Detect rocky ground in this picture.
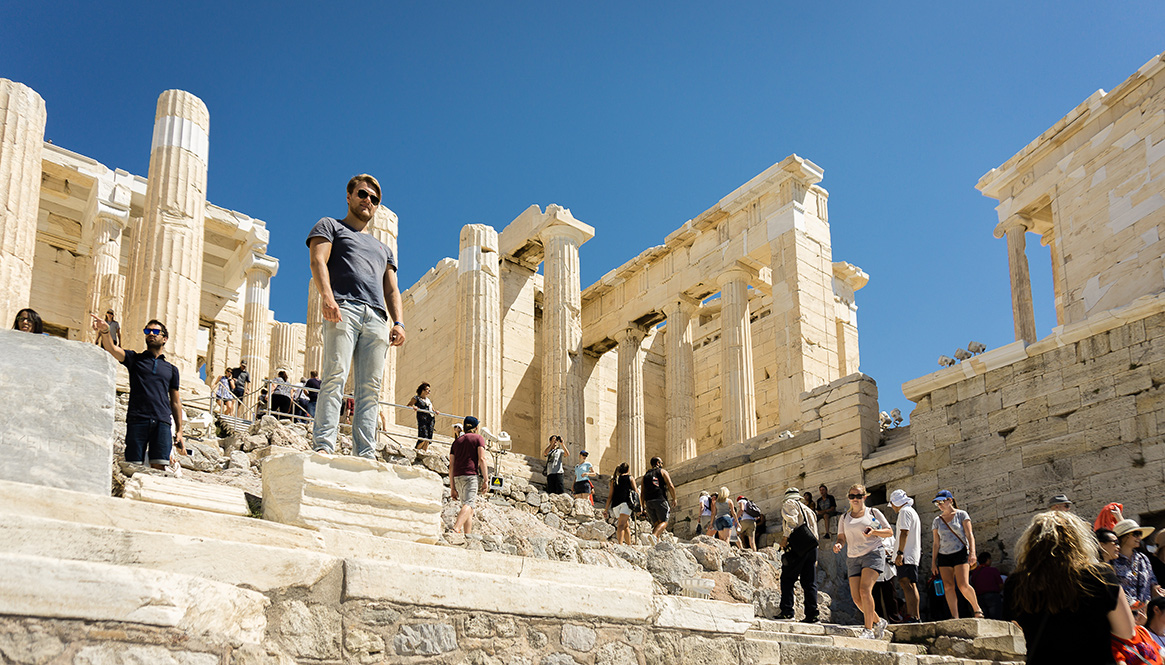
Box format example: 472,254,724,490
109,399,833,623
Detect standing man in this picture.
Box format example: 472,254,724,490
543,435,568,495
816,484,838,538
91,315,185,469
450,416,489,534
303,370,321,419
889,489,922,622
777,486,819,622
642,457,678,538
231,360,250,401
307,174,406,459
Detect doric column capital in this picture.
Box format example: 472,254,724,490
538,221,590,248
717,263,755,288
242,252,279,279
614,325,646,346
666,295,701,318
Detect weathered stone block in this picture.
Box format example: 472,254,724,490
124,474,250,516
0,552,267,644
262,452,443,543
0,330,116,495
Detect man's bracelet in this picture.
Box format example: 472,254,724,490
393,321,404,329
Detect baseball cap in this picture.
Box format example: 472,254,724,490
463,416,479,429
933,489,954,503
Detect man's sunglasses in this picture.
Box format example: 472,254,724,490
143,328,165,336
848,493,866,500
356,189,380,206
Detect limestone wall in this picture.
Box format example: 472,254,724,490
885,296,1165,567
670,373,879,534
396,259,459,417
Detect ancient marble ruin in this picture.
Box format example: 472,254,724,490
0,47,1162,665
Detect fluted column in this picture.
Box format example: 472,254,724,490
125,90,209,382
241,253,278,413
306,278,324,376
718,268,757,446
455,223,502,428
0,79,46,326
84,177,132,324
615,326,647,475
665,298,697,464
269,322,296,375
1003,216,1037,344
369,205,399,419
539,224,588,448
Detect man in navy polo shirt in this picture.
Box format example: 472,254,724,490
92,314,185,469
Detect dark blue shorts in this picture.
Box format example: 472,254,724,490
125,417,173,465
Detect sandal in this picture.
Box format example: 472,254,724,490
973,611,985,618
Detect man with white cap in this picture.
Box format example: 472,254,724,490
889,489,922,622
777,486,820,622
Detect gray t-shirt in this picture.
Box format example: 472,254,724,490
546,448,564,475
306,217,397,318
933,509,971,554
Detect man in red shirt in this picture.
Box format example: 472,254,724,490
450,416,490,534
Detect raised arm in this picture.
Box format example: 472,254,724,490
90,314,126,363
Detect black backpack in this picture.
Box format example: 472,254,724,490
743,499,763,518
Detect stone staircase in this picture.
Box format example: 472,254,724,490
215,413,252,436
743,618,1023,664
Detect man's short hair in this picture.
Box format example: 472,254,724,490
146,319,168,338
650,456,662,468
347,174,382,200
310,370,318,378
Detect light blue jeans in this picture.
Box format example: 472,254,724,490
312,301,388,458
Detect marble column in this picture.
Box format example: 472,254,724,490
125,90,209,382
369,204,399,420
539,223,588,449
305,278,324,376
84,177,132,324
269,322,296,375
615,326,647,476
718,268,757,446
0,79,46,326
1043,229,1066,326
664,298,697,464
241,253,278,414
1003,216,1037,344
455,223,502,429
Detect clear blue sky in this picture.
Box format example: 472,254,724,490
4,3,1163,417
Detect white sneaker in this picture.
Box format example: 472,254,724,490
858,628,875,639
873,618,888,639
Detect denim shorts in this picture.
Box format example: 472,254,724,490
847,548,887,577
454,475,479,506
124,417,173,465
714,515,734,531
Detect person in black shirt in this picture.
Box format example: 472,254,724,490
92,314,185,469
1005,510,1135,664
641,457,677,538
230,361,250,400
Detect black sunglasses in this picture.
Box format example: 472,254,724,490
848,493,866,500
356,189,380,206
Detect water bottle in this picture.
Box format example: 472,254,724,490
933,578,945,596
